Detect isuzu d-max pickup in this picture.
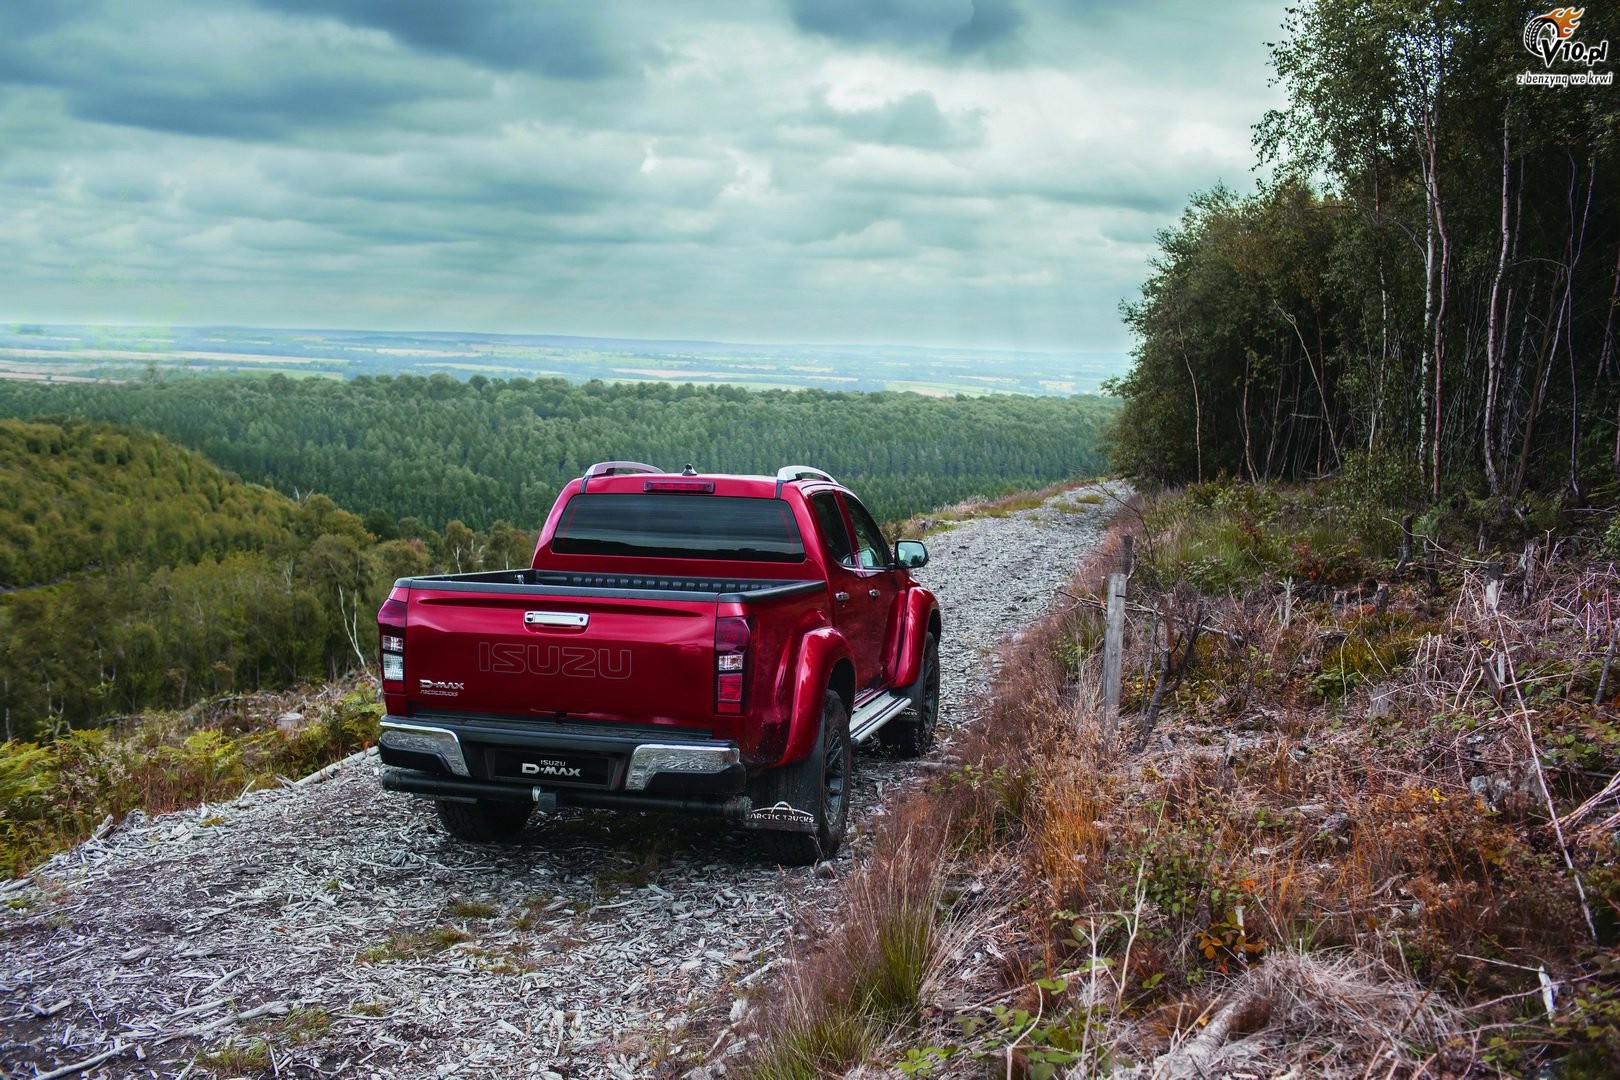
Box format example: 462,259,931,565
375,462,940,864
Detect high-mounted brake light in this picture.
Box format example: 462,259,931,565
379,596,408,687
715,616,751,714
645,479,715,493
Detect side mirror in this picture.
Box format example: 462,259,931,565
894,540,929,569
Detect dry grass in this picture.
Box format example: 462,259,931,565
742,482,1620,1078
739,825,951,1079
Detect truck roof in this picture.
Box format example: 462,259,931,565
573,462,843,499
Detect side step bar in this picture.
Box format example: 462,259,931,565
849,691,913,744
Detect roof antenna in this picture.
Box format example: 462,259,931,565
682,463,697,476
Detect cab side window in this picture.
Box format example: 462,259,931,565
810,492,856,567
844,497,891,570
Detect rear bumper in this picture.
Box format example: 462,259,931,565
381,767,757,819
377,716,744,795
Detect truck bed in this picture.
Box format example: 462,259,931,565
389,570,824,731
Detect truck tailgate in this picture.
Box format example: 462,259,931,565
405,589,716,727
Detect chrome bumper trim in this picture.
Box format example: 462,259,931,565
379,721,470,777
625,742,741,791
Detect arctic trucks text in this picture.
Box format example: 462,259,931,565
375,462,941,864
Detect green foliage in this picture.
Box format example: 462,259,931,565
0,419,298,589
1130,826,1217,925
744,1009,879,1080
946,760,1035,850
1139,479,1378,593
1603,515,1620,560
965,1000,1112,1080
900,985,1113,1080
1112,0,1620,499
1328,450,1425,557
358,925,472,963
194,1039,272,1075
446,898,498,919
0,420,534,738
0,374,1117,530
1315,627,1416,701
0,690,380,875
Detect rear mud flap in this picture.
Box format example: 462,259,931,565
741,800,818,833
742,750,823,833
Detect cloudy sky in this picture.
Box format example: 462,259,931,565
0,1,1287,353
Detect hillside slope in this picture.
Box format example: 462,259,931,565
0,420,406,737
0,419,297,590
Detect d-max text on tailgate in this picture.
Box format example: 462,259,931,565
375,462,941,864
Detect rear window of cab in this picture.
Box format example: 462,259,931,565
552,493,806,562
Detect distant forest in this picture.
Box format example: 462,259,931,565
0,375,1116,530
1110,0,1619,498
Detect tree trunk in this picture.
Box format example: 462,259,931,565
1420,190,1436,485
1512,280,1565,497
1241,352,1258,482
1426,109,1450,497
1174,313,1203,483
1566,155,1595,499
1597,240,1620,476
1484,107,1511,495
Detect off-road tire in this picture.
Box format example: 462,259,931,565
436,799,532,843
758,692,852,866
880,633,940,758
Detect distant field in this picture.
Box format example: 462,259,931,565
0,324,1126,396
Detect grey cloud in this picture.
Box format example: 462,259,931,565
822,148,1195,218
0,0,97,44
1045,181,1187,217
64,74,451,140
0,4,484,141
788,0,1024,55
949,0,1026,54
255,0,635,79
801,90,984,149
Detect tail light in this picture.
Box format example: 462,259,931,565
715,616,751,714
379,595,407,689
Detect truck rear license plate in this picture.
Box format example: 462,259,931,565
488,751,612,786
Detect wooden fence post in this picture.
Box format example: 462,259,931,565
1102,537,1130,737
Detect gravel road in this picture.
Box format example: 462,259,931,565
0,484,1121,1080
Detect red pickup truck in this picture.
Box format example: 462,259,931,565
375,462,940,864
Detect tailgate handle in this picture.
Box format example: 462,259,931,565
525,611,589,628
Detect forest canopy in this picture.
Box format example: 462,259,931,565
1108,0,1619,496
0,375,1116,530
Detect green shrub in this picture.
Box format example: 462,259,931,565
1601,514,1620,559
0,685,381,876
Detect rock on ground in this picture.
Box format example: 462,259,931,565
0,483,1122,1079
